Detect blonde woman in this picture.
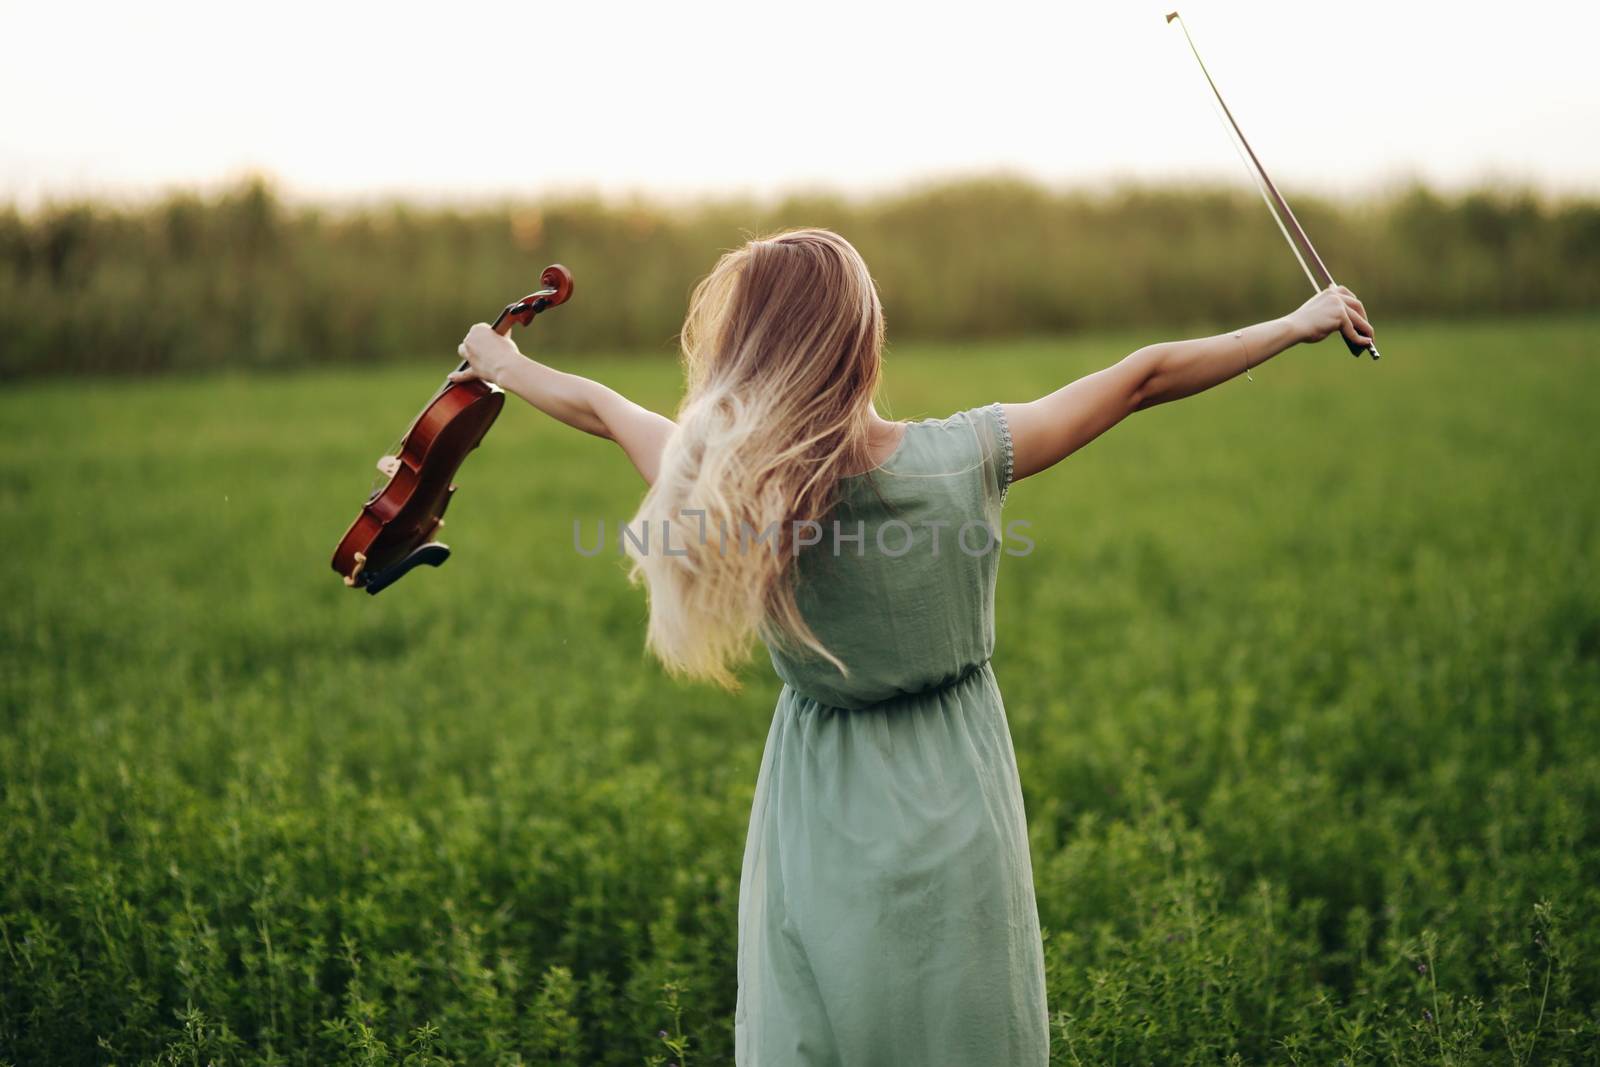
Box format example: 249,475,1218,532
452,229,1374,1065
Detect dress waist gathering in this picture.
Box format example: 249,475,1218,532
777,658,993,713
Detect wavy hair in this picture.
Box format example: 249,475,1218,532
626,228,886,688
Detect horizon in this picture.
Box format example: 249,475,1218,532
5,166,1589,217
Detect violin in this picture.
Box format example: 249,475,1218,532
332,264,575,595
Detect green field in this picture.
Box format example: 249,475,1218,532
3,317,1598,1065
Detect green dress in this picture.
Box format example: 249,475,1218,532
736,403,1048,1066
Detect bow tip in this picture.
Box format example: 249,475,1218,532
1165,11,1180,23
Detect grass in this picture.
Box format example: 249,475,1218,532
2,316,1598,1064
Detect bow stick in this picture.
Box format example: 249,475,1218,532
1166,11,1379,360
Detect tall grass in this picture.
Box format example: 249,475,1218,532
2,318,1597,1064
2,177,1596,377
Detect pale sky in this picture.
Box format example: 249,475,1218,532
4,0,1597,206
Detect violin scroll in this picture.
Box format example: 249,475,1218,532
492,264,575,336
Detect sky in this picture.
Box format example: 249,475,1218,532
4,0,1597,207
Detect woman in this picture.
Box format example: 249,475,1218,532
452,229,1374,1066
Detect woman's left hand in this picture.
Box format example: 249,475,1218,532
449,323,521,385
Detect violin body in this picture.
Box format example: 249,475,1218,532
332,264,574,595
331,380,504,595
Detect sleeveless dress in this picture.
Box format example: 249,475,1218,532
735,403,1049,1066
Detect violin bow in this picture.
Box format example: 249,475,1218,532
1166,11,1379,360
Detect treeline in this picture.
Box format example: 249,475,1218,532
2,176,1596,377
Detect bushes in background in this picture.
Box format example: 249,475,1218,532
1,175,1597,377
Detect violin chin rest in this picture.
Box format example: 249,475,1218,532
364,542,451,596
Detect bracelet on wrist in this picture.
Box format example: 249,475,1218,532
1232,330,1254,383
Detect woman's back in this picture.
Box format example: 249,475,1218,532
766,403,1014,710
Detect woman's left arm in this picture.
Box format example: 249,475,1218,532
452,323,676,486
1005,286,1373,482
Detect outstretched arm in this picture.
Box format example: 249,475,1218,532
1004,286,1374,482
451,323,675,486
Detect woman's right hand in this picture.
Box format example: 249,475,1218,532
1289,286,1375,349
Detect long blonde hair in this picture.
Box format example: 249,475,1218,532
626,228,886,688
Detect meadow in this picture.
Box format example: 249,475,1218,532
2,316,1598,1065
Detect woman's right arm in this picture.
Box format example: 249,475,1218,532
451,323,676,486
1003,286,1373,483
